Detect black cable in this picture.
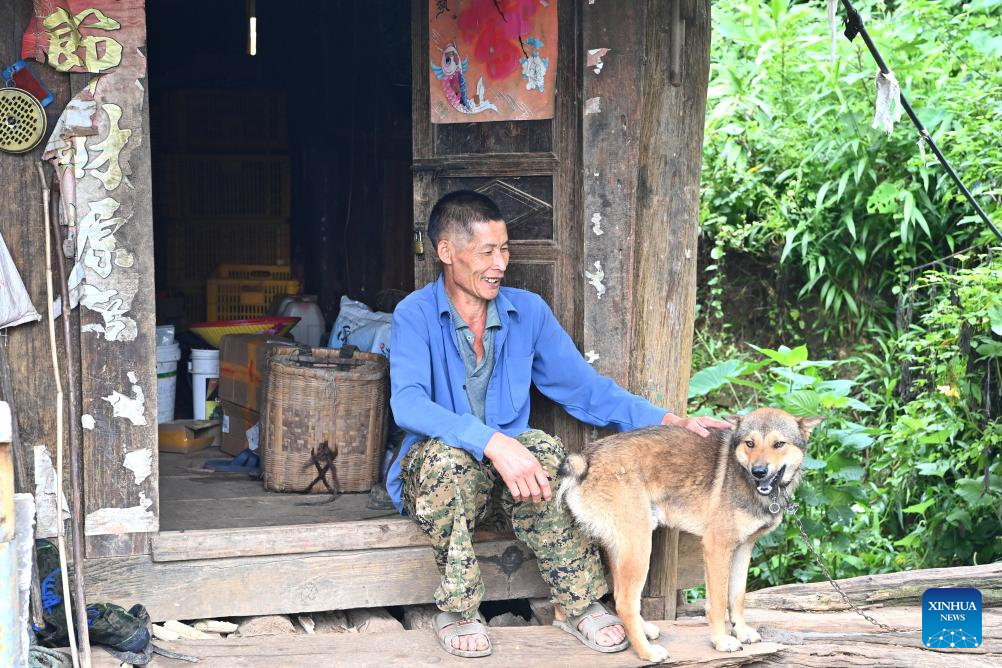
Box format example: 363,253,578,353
839,0,1002,241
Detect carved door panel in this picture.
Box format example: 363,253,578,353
410,0,582,451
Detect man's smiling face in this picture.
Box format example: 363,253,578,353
440,219,509,304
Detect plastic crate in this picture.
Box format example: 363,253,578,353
162,219,290,285
207,264,300,321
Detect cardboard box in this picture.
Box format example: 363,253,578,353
221,400,260,456
158,419,221,454
219,334,294,412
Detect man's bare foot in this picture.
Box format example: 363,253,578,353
588,619,626,647
452,631,490,653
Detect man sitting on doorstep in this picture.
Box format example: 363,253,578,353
388,190,729,658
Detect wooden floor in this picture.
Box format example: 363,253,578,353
85,607,1002,667
158,448,396,531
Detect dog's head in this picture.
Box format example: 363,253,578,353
724,408,822,496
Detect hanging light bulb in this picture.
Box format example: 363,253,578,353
247,0,257,56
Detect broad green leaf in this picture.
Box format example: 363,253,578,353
954,479,991,507
688,359,745,399
902,497,935,514
816,379,854,397
771,367,817,389
916,461,950,477
800,455,827,470
782,390,823,416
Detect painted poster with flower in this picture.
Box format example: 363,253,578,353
429,0,557,124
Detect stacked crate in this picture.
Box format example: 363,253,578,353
156,90,291,324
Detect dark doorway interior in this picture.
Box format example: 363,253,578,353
147,0,414,336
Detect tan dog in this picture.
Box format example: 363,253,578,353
557,408,822,662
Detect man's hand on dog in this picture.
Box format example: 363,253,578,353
484,433,552,503
662,413,733,438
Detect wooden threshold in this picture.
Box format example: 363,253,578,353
87,539,548,622
152,517,428,562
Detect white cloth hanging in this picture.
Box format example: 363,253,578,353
872,69,903,135
0,231,41,329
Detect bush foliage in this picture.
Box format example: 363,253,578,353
693,0,1002,590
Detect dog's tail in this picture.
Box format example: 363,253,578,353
555,453,588,506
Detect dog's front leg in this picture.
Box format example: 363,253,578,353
728,540,761,644
702,532,741,652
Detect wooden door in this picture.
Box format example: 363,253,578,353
410,0,582,451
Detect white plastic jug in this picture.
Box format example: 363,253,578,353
278,295,325,347
155,342,181,423
189,349,221,420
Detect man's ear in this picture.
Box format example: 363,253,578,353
437,238,453,265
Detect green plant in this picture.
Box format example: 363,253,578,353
701,0,1002,343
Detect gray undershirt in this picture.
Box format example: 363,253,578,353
447,298,501,423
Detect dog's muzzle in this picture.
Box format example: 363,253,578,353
756,464,787,496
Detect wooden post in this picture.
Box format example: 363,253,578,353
633,0,712,620
1,401,21,666
580,0,647,391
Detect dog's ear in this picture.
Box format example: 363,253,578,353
723,415,742,430
798,416,824,441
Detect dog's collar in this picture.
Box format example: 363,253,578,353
767,478,795,514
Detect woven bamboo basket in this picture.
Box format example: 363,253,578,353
262,345,389,493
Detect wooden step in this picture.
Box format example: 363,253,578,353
88,619,784,667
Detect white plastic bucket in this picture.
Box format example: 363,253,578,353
279,295,325,347
188,349,221,421
156,343,181,423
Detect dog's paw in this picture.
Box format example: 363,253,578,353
639,643,670,663
733,624,761,644
713,635,743,652
644,621,661,640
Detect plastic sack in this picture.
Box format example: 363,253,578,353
328,295,392,358
0,231,40,329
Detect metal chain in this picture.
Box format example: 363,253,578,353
779,487,897,632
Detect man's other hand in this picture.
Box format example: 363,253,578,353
661,413,733,438
483,433,552,504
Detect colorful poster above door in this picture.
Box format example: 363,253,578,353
429,0,557,124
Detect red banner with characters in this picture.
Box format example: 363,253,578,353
22,0,145,76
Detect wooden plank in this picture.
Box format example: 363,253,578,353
152,518,428,562
85,539,550,623
580,0,646,391
745,562,1002,611
412,153,559,177
64,11,160,557
634,0,713,619
86,620,782,668
0,0,75,512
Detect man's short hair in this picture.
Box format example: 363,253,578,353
427,190,504,248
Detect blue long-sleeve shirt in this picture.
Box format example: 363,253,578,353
387,275,669,512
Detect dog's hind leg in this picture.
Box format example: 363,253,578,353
611,526,669,663
728,540,761,644
702,531,741,652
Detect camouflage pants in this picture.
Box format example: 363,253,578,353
400,430,607,617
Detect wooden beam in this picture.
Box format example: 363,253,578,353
580,0,646,391
86,539,550,623
69,12,160,558
412,153,559,177
0,0,75,525
633,0,712,620
745,562,1002,611
151,517,429,562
